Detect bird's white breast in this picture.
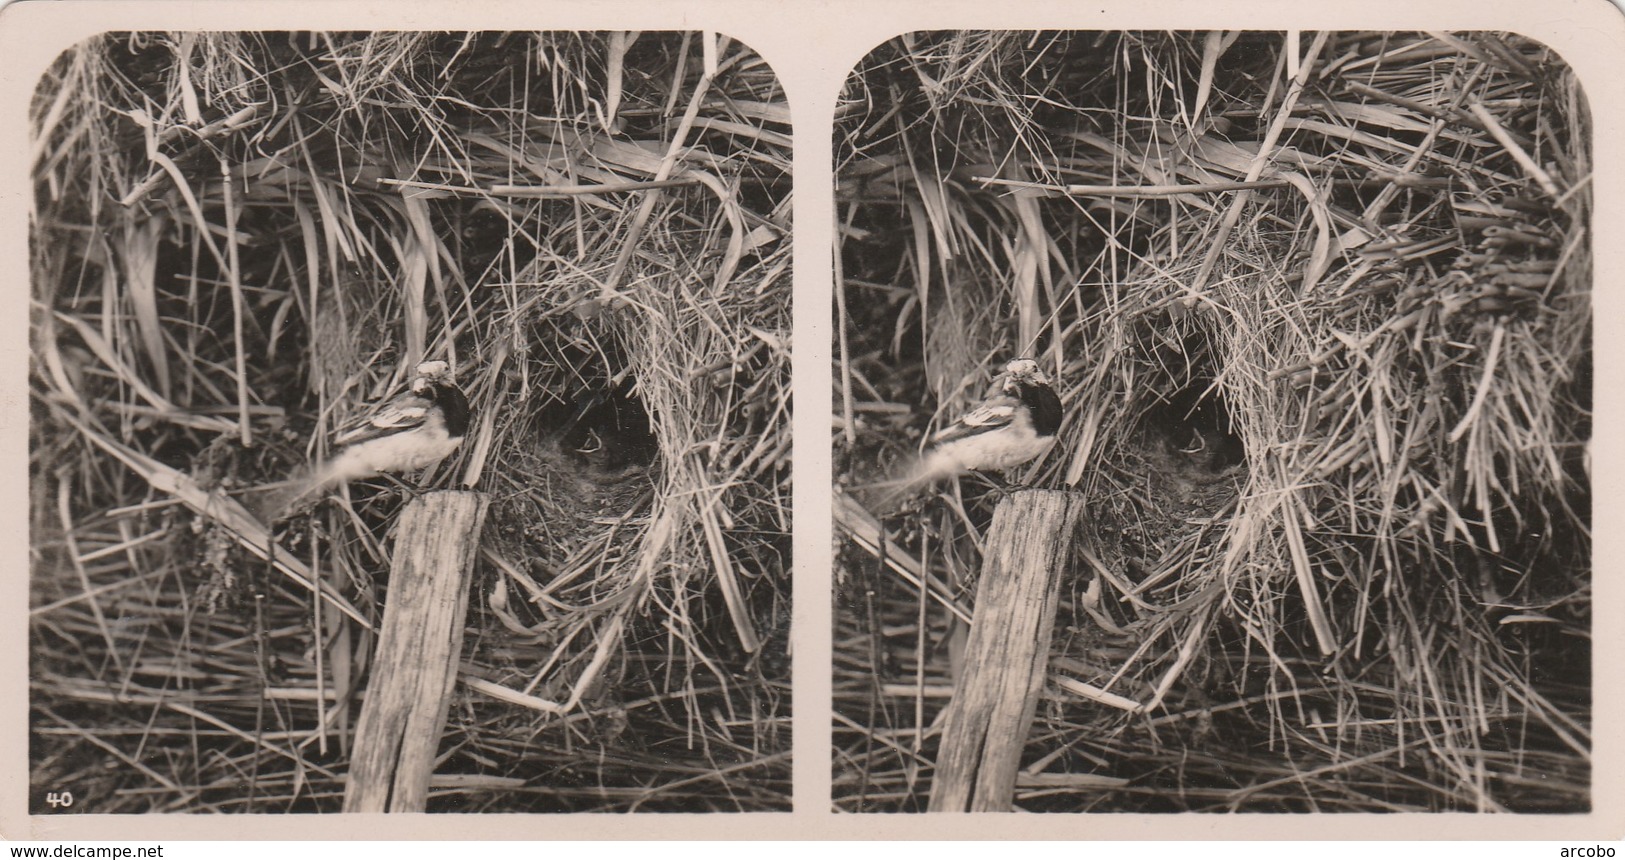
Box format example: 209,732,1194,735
922,409,1052,475
327,424,460,482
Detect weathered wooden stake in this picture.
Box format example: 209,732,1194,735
343,490,488,813
928,489,1085,812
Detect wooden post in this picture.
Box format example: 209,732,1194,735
343,490,488,813
928,489,1085,812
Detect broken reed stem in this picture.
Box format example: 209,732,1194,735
343,490,489,813
928,489,1087,812
221,154,251,446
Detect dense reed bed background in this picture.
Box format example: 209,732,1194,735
30,31,791,813
834,31,1589,812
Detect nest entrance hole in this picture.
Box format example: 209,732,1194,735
534,381,659,474
1143,376,1245,472
1139,323,1246,473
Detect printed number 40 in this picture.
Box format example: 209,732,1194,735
45,791,73,808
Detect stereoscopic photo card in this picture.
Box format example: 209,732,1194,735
2,0,1621,845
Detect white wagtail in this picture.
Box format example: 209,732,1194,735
270,360,471,518
870,357,1063,510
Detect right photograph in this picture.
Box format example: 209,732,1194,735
833,31,1591,813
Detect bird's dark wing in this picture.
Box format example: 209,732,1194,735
333,391,434,446
930,396,1019,446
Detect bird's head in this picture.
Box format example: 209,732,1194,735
410,360,454,393
1002,358,1050,389
415,360,453,380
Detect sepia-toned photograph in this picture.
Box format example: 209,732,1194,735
833,31,1591,813
28,30,791,813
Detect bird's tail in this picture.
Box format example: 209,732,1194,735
244,462,342,524
243,480,303,525
854,451,959,516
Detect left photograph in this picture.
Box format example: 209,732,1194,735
29,31,791,813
